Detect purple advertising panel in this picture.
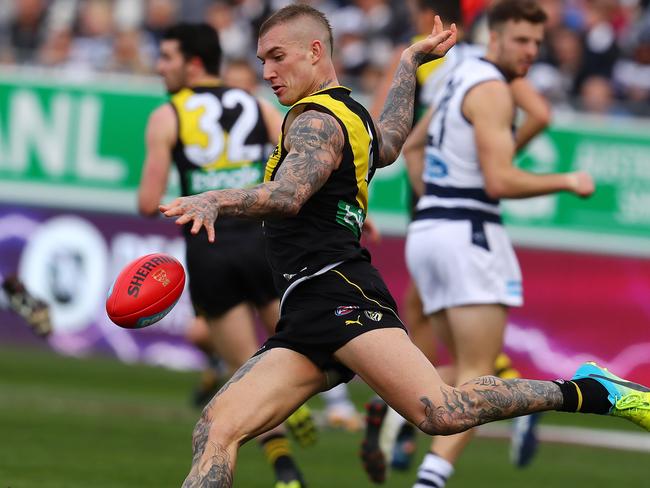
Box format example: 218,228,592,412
3,203,650,385
0,203,202,370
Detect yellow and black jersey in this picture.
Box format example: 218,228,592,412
170,84,271,195
170,84,272,234
263,86,379,294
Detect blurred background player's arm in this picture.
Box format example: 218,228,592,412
402,107,434,198
258,97,283,144
138,104,177,216
510,77,552,152
467,80,594,199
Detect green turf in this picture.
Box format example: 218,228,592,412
1,345,646,487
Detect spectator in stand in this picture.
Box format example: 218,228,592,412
614,16,650,115
528,26,584,106
38,27,75,70
222,57,260,94
4,0,48,64
68,0,115,72
579,75,630,115
578,0,620,88
205,0,253,61
106,29,153,74
143,0,178,47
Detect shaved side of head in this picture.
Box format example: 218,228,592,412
260,4,333,56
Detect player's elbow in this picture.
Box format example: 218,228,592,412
282,200,303,217
270,191,303,217
138,198,160,218
484,179,509,200
532,103,552,129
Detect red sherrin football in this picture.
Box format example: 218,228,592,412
106,253,185,329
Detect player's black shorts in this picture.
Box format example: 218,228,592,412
185,224,277,318
259,258,405,387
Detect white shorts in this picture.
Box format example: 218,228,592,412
405,219,523,315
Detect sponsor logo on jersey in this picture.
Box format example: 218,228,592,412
344,314,364,326
364,310,383,322
335,305,359,316
189,165,262,193
336,200,365,237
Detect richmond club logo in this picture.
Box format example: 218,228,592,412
335,305,359,316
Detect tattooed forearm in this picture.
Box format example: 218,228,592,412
376,53,419,167
417,376,563,436
375,23,456,167
177,110,342,223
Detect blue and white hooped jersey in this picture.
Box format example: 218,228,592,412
417,57,506,219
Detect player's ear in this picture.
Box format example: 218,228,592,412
488,28,500,47
188,56,204,73
310,39,324,64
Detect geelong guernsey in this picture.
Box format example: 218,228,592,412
415,57,509,222
263,86,379,294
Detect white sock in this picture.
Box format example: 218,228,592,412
413,452,454,488
379,406,408,462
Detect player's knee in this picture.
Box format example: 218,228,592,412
193,405,241,451
411,390,472,436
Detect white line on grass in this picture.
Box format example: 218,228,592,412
477,424,650,453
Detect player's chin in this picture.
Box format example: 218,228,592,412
518,63,532,77
277,95,294,106
276,89,298,106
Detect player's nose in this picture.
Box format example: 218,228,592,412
262,63,275,82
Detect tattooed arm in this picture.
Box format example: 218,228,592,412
375,16,456,167
160,109,344,242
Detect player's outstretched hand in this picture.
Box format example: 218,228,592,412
407,15,457,66
160,193,219,242
568,171,595,198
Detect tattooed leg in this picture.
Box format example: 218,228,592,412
181,356,264,488
417,376,563,436
181,348,326,488
335,329,563,440
182,410,234,487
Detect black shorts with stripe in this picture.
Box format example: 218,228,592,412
259,258,405,387
185,223,277,319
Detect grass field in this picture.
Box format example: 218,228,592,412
1,345,646,488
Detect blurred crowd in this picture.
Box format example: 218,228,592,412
1,0,650,116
